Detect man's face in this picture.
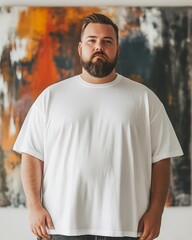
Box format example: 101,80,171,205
78,23,119,78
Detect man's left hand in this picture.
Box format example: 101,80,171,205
138,208,162,240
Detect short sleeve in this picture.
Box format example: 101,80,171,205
13,102,44,161
150,105,183,163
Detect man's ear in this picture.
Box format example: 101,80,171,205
78,42,82,56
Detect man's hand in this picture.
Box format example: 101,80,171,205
29,205,54,239
138,208,162,240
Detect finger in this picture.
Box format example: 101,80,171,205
40,225,50,239
141,229,158,240
46,214,54,229
148,230,159,240
144,228,160,240
35,226,44,239
140,228,150,240
33,224,49,239
145,232,156,240
138,219,144,232
32,227,40,239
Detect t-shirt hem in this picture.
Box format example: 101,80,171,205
12,146,44,161
153,150,184,163
48,229,141,237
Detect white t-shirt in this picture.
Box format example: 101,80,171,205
13,74,183,237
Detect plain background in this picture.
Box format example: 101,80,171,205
0,0,191,239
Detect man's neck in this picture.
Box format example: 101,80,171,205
80,69,117,84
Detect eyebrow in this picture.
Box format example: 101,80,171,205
86,36,114,41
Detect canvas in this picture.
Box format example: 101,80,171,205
0,6,191,207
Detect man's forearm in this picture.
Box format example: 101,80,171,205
150,158,171,213
21,153,43,209
138,158,171,239
21,153,54,239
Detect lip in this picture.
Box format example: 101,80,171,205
93,54,106,59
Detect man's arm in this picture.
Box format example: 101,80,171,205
21,153,54,239
138,158,170,240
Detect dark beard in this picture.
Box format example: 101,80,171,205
80,51,118,78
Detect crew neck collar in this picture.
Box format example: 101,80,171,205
76,74,121,88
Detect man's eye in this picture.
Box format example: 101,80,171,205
104,40,112,44
88,39,95,43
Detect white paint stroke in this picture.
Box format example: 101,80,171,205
9,115,16,136
0,74,9,112
10,37,27,65
140,8,163,51
0,7,27,59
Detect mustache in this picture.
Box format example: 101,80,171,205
91,51,107,59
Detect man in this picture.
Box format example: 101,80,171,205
13,13,183,240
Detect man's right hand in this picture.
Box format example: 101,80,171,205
28,205,54,239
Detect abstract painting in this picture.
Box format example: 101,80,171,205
0,6,191,207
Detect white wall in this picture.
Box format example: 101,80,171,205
0,0,191,6
0,1,191,239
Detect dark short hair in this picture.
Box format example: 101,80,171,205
81,13,119,44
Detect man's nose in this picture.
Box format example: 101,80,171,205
95,41,104,51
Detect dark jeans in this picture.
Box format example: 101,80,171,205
38,235,139,240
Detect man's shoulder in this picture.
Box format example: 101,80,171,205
119,74,150,93
34,75,79,105
46,75,78,91
119,74,161,105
